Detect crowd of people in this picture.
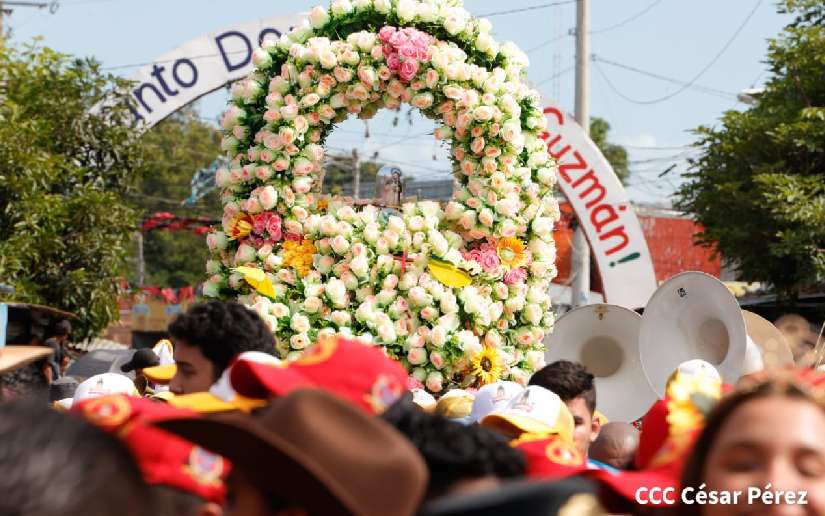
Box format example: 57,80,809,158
1,300,824,515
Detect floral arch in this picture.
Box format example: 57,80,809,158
203,0,560,393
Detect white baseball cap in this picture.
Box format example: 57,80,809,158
481,385,574,443
72,373,138,405
469,381,524,423
675,359,722,382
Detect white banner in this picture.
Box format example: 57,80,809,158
542,105,658,309
123,15,303,130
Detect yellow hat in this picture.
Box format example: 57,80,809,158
481,386,574,444
435,389,475,420
149,391,176,402
142,364,177,384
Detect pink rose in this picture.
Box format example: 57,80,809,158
285,232,302,242
406,376,424,390
399,44,418,59
504,267,527,285
379,25,397,43
267,215,282,241
478,250,501,273
389,31,409,47
398,59,419,82
386,52,401,71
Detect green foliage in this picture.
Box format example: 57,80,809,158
0,42,144,338
676,0,825,297
132,107,222,288
590,117,630,184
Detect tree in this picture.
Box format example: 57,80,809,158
132,106,222,288
590,117,630,184
675,0,825,298
0,43,144,338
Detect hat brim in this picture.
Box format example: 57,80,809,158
0,346,53,374
481,413,572,444
143,364,177,384
168,392,267,414
156,414,353,516
230,360,313,399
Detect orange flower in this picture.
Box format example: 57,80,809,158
496,237,527,270
229,212,254,240
283,239,316,277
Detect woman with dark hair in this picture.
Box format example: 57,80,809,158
680,372,825,515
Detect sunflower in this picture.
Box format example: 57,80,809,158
471,346,504,386
496,237,527,270
229,212,254,240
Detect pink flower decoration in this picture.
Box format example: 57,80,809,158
478,250,500,273
389,31,409,47
399,59,419,82
379,26,397,42
406,376,424,390
267,215,283,242
504,267,528,285
284,232,303,242
387,52,401,71
398,44,418,60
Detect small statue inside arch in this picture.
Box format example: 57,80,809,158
375,166,404,208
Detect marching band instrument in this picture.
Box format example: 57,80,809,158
544,304,657,422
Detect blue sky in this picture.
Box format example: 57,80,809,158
8,0,790,203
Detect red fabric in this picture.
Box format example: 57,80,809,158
515,435,588,480
634,399,669,470
73,395,229,504
231,336,408,415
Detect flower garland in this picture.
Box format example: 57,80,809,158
204,0,560,393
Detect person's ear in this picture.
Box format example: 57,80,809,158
196,502,223,516
590,414,601,442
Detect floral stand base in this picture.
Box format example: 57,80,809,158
204,0,560,394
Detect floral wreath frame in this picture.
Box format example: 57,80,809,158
205,0,560,393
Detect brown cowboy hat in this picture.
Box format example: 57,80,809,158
0,345,53,374
156,388,428,516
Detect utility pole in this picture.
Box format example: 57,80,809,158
571,0,590,308
352,148,361,202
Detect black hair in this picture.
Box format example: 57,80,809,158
529,360,596,414
381,399,526,500
0,401,153,516
0,360,49,402
168,301,275,380
52,319,73,337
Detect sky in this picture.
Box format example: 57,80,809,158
7,0,791,204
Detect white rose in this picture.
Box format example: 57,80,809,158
444,15,466,35
378,324,397,343
326,278,347,302
425,371,444,393
430,325,447,347
350,255,369,278
373,0,390,13
331,310,352,326
397,0,416,21
407,347,428,365
272,303,290,318
376,289,397,306
290,314,311,333
330,0,353,17
291,333,311,350
303,296,323,314
319,49,338,69
308,5,330,28
523,304,543,325
330,235,350,255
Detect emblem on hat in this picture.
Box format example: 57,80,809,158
364,374,403,414
544,439,582,467
81,395,132,429
183,446,225,487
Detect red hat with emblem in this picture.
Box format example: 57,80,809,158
73,395,229,504
230,336,407,415
513,434,588,481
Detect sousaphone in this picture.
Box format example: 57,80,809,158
742,310,794,369
639,272,747,397
544,304,656,422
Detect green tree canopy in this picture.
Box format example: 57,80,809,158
132,106,222,288
0,43,144,337
590,117,630,184
676,0,825,298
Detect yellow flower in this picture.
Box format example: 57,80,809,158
282,239,316,278
496,237,527,270
471,346,503,386
665,371,722,438
229,212,254,240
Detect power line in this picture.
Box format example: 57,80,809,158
589,0,665,34
592,55,738,100
477,0,576,18
592,0,763,105
535,64,575,86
